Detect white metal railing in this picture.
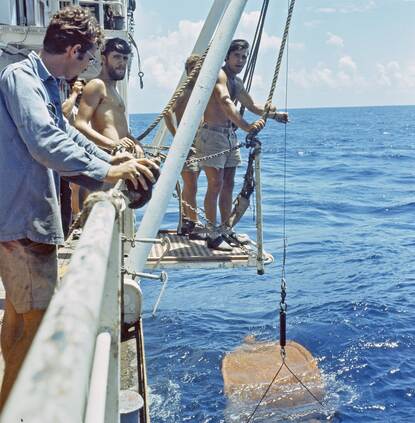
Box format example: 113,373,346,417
0,199,127,423
78,0,127,29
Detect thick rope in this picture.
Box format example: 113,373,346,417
262,0,296,119
68,188,125,236
135,46,210,141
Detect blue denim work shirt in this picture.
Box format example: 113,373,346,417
0,51,112,244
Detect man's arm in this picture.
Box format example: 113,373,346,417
65,120,112,163
2,69,160,190
62,80,83,118
214,71,263,132
74,79,118,150
1,69,110,181
237,79,288,123
164,110,177,137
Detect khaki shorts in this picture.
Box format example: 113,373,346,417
196,125,241,169
0,239,57,314
182,146,199,173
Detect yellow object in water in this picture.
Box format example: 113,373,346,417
222,336,324,408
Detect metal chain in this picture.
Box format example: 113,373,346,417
185,141,245,166
173,189,254,256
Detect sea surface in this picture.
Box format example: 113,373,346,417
130,106,415,422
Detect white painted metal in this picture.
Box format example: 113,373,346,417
85,332,112,423
129,0,248,273
0,0,18,26
100,218,122,423
0,200,119,423
123,278,142,324
151,0,230,148
254,150,265,274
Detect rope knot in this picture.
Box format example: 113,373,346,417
72,189,126,231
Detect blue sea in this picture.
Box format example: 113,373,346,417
130,105,415,422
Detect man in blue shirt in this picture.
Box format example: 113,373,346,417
0,6,157,408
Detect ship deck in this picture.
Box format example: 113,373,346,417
58,229,266,271
146,230,260,270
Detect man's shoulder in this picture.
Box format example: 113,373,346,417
215,68,228,86
0,58,34,84
217,68,227,80
84,78,106,92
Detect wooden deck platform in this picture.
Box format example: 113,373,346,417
146,230,260,270
58,229,269,271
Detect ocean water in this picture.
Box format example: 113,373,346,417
130,106,415,422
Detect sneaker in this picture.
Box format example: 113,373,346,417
222,229,250,246
206,235,233,251
189,222,207,240
72,228,82,240
177,219,195,236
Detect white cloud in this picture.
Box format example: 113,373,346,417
304,20,321,28
316,1,376,14
339,56,357,72
139,19,203,90
339,0,376,13
375,61,415,88
289,56,364,89
235,11,282,52
326,32,344,47
317,8,336,14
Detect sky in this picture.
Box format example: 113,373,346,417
128,0,415,113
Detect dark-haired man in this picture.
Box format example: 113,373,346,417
75,37,139,153
0,7,157,408
197,39,288,250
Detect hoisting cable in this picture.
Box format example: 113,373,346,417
245,1,324,421
239,0,270,117
128,34,145,89
126,2,144,89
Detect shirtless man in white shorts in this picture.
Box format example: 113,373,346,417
197,39,288,250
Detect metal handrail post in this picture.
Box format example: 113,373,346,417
254,149,265,275
1,200,118,423
85,332,112,423
129,0,248,273
100,216,122,423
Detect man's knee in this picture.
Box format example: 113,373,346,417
206,171,224,194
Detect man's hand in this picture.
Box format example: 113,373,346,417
117,137,137,150
110,151,135,165
271,111,289,124
105,158,160,190
72,80,84,96
248,118,266,134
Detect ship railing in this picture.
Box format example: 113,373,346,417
49,0,128,30
1,196,134,423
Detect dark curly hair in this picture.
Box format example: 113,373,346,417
43,6,104,54
102,37,131,57
226,39,250,60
